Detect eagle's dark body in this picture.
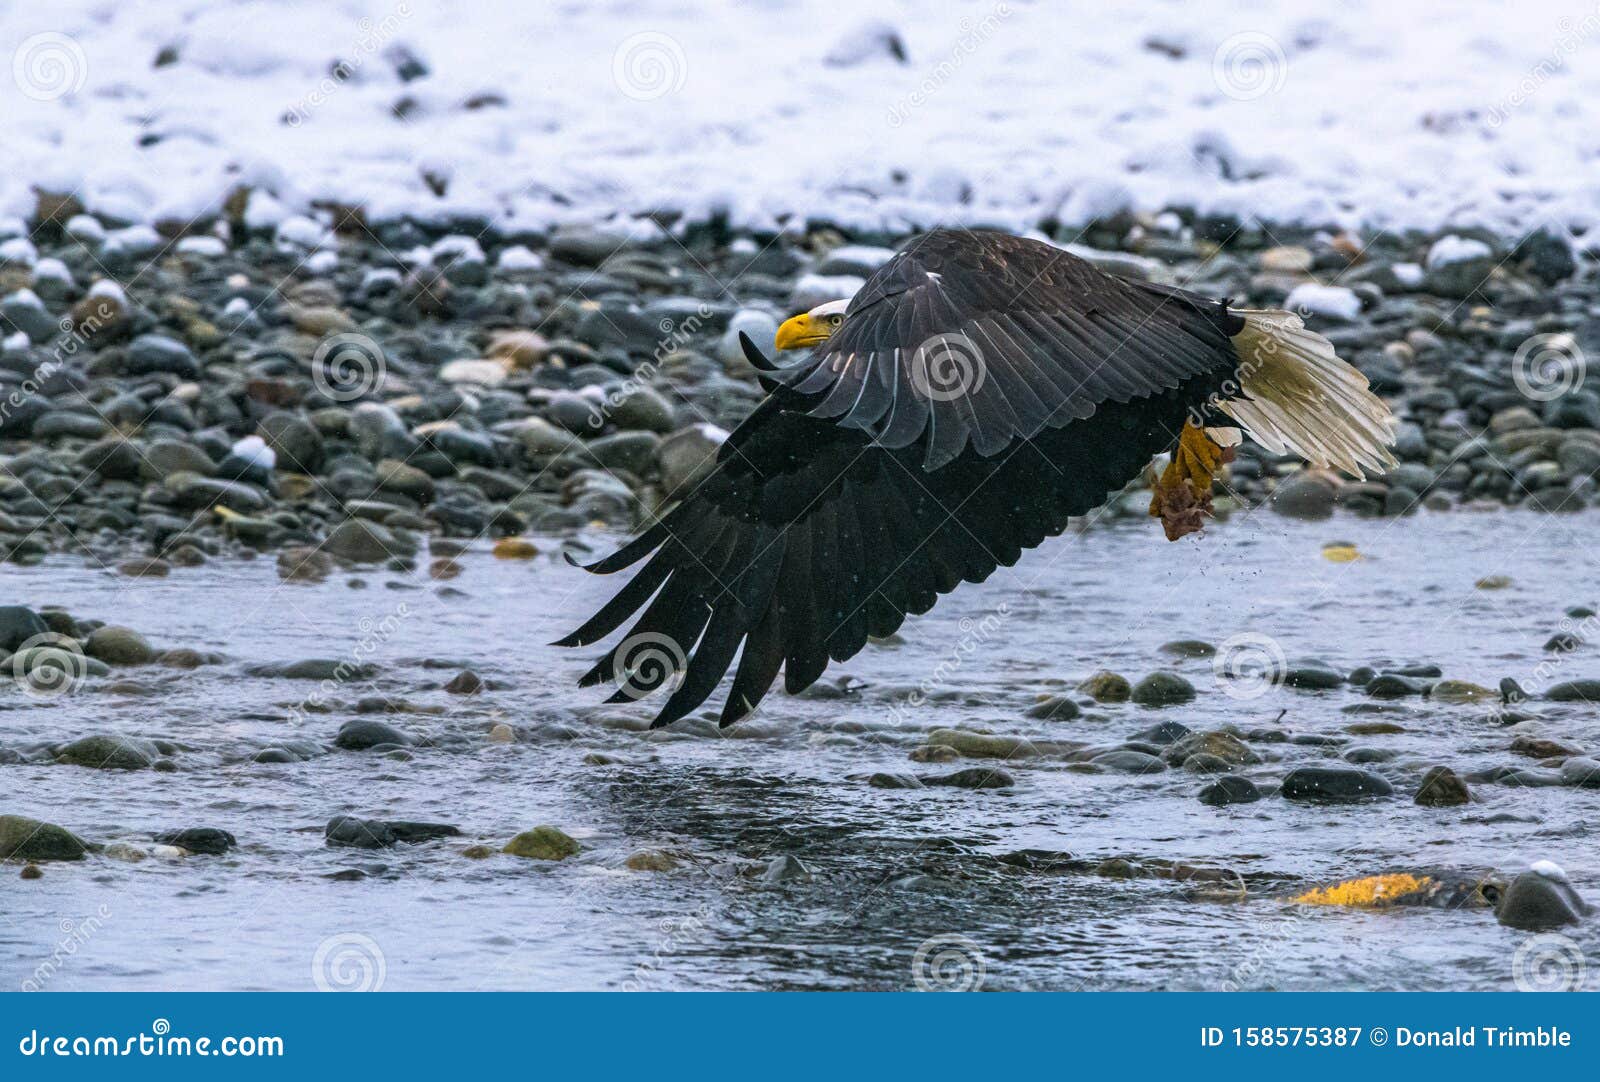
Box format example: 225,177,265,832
559,229,1249,727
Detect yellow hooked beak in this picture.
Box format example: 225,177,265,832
775,313,835,351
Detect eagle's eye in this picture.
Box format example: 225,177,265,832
828,314,844,327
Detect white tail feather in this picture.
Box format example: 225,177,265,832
1218,309,1398,479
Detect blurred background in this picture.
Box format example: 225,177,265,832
6,0,1600,237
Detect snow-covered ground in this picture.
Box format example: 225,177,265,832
4,0,1600,237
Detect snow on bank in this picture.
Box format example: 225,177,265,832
4,0,1600,238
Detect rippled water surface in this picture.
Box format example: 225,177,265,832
5,508,1599,990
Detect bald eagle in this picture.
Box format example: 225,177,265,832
558,229,1396,727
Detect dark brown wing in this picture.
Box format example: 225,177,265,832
557,366,1234,730
778,229,1244,469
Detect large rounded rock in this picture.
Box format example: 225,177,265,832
1280,766,1393,803
1165,730,1260,765
140,439,216,480
1198,775,1261,806
321,519,413,563
0,814,88,861
84,626,154,666
1270,472,1337,519
0,605,48,653
152,827,236,855
334,719,412,750
1078,671,1131,702
258,411,323,472
1414,765,1471,806
1131,671,1195,706
656,424,726,497
1559,756,1600,787
503,826,580,860
1546,680,1600,703
57,734,157,770
1496,867,1593,930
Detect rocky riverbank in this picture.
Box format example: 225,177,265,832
2,198,1598,571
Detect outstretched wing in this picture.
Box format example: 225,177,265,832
557,361,1232,729
777,229,1243,469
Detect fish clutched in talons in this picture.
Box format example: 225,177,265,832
1148,421,1237,541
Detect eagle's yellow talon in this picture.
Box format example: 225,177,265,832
1148,422,1231,541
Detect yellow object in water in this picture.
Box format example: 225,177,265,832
1321,543,1360,563
493,538,540,560
1294,873,1433,907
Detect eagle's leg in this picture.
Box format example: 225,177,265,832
1147,421,1234,541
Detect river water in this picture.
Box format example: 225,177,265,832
4,505,1598,990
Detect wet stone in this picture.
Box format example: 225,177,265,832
1367,674,1426,698
1025,695,1080,720
921,767,1016,789
152,828,236,855
1078,671,1131,702
1198,776,1261,806
1090,749,1165,773
0,814,88,861
868,772,924,789
335,719,413,750
1130,671,1195,707
1496,868,1593,930
502,826,579,860
1280,767,1394,803
1559,757,1600,787
1414,766,1472,807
